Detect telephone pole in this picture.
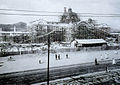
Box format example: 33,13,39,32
47,28,50,85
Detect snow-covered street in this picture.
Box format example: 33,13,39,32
0,50,120,74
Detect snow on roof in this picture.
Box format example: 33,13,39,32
107,43,119,46
111,33,120,35
49,23,73,28
0,42,10,44
29,18,73,28
61,41,71,43
75,39,106,44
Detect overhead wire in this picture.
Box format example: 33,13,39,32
0,13,120,17
1,8,120,15
0,8,63,13
0,8,120,17
0,13,61,16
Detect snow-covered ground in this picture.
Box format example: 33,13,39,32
0,50,120,74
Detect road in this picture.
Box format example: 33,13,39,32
0,59,120,84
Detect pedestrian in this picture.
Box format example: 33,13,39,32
10,56,12,59
8,56,13,61
39,60,41,64
105,66,108,72
66,54,68,59
95,58,99,65
55,54,57,60
58,54,60,60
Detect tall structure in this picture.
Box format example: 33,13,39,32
73,19,112,40
60,7,80,23
29,8,115,43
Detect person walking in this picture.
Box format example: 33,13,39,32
105,66,109,72
55,54,57,60
95,58,99,65
58,54,60,60
66,54,68,59
39,60,42,64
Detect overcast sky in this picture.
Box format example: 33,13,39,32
0,0,120,30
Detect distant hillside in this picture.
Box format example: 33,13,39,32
0,22,27,31
111,28,120,33
0,24,13,31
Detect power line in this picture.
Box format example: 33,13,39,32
1,13,120,17
0,8,63,13
80,15,120,17
0,8,120,17
0,13,61,16
77,13,120,15
1,8,120,16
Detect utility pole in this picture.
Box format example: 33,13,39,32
47,27,50,85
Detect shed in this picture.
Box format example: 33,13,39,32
75,39,107,47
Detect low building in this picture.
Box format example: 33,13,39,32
0,26,31,43
74,39,107,47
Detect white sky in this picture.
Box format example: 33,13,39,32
0,0,120,30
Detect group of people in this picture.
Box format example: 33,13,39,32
38,54,69,64
55,54,61,60
55,54,69,60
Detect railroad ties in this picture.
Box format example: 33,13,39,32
44,70,120,85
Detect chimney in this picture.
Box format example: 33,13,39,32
64,7,67,13
68,8,72,13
